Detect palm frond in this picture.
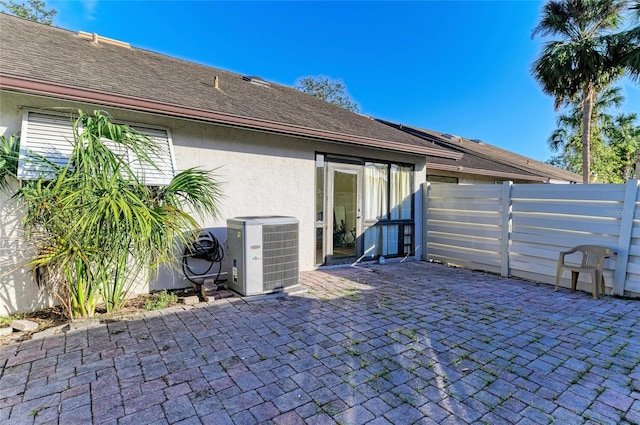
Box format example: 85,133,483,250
0,134,19,191
160,168,223,220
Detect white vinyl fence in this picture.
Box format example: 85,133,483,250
422,180,640,297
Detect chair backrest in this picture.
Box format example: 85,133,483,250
574,245,613,268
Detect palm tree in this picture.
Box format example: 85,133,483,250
15,110,222,318
607,113,640,179
609,1,640,82
548,87,640,182
549,86,623,151
532,0,631,183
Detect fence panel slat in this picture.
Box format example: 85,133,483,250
614,180,639,295
425,182,640,297
512,185,626,201
428,234,502,252
511,201,623,218
512,215,621,235
424,182,505,273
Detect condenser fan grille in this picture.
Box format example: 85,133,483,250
262,223,299,291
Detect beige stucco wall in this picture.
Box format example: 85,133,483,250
0,180,57,315
0,91,426,314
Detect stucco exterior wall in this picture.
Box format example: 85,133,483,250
0,180,57,315
0,91,425,314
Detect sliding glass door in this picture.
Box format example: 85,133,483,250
326,163,363,265
314,154,414,266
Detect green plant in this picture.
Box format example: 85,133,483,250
399,327,417,340
0,133,19,191
0,313,21,327
14,110,221,318
144,290,178,310
613,341,628,356
0,0,57,25
340,287,362,302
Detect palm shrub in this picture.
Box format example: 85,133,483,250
0,133,19,191
15,110,221,318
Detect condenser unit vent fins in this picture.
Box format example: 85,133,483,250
262,223,299,291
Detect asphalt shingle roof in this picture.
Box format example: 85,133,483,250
0,13,454,157
0,13,580,182
379,120,581,182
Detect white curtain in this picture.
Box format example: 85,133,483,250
385,226,399,255
364,225,399,257
365,163,388,220
390,165,412,220
364,227,381,257
364,163,411,258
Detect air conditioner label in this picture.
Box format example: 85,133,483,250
232,266,237,283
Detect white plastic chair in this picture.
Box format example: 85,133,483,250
554,245,612,299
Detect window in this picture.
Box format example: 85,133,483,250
18,110,176,185
364,162,413,222
364,161,414,258
427,175,458,184
364,163,388,220
390,164,412,220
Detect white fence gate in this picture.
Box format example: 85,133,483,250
422,180,640,297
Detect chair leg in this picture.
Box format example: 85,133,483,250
554,266,563,292
600,275,606,298
570,272,578,291
590,270,598,299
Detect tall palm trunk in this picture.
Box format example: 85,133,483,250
581,86,595,183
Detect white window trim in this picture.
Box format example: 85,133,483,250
18,109,177,186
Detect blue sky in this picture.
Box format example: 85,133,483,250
43,0,640,162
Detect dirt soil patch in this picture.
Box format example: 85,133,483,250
0,287,202,346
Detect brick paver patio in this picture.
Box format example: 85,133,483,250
0,261,639,424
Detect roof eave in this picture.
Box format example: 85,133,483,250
0,74,461,159
426,162,551,182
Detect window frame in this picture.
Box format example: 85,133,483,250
17,109,177,186
427,174,459,184
316,153,416,262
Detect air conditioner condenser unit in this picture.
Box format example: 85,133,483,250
227,216,299,296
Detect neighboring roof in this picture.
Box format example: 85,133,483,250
0,13,458,159
378,120,581,183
